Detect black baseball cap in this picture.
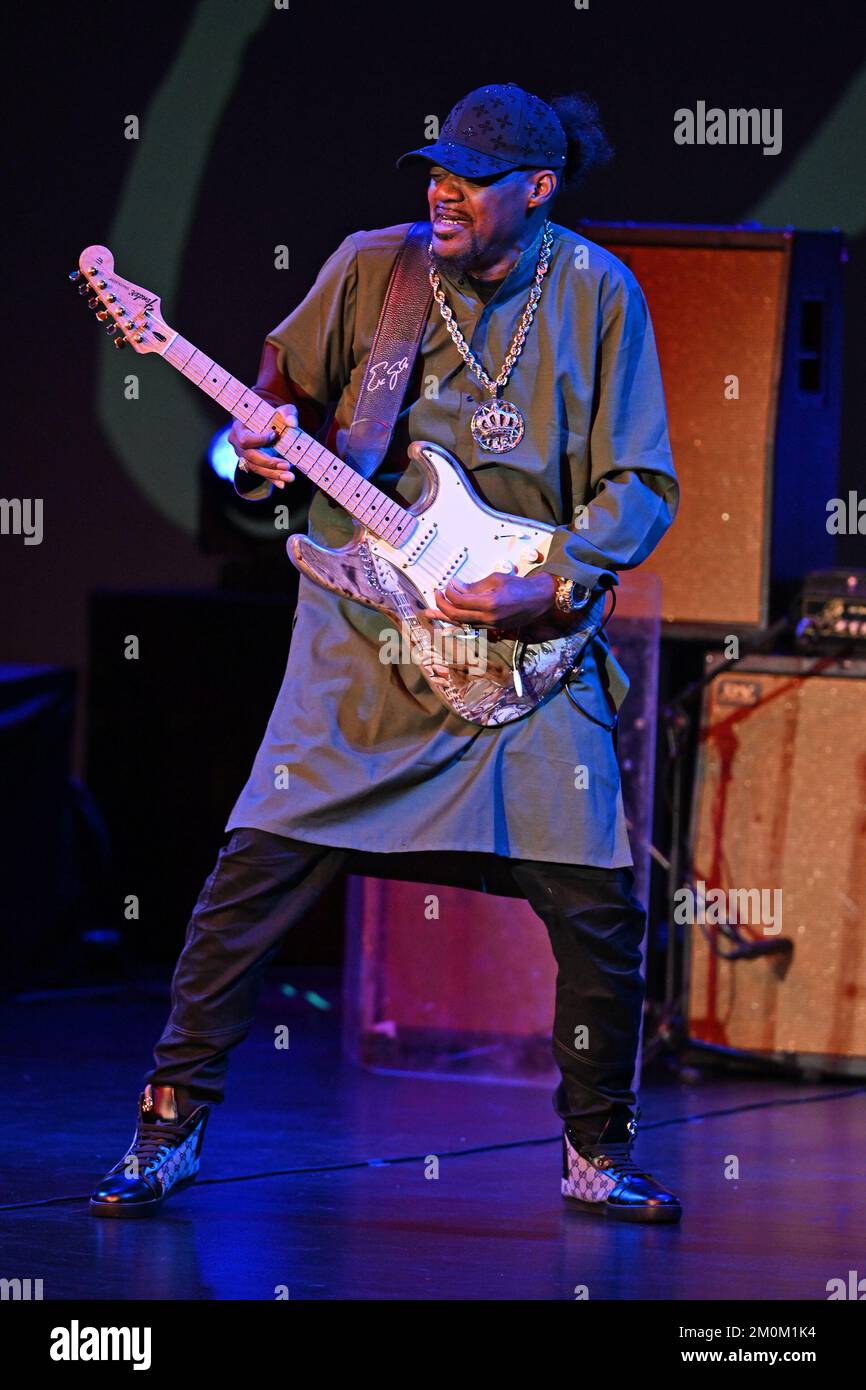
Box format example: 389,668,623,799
396,82,567,179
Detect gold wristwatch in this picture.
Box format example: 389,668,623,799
553,575,591,616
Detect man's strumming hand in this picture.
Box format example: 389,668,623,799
424,571,571,640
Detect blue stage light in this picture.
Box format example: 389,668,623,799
208,425,237,480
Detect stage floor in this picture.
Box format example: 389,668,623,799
1,972,863,1301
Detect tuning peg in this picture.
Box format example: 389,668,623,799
68,270,82,282
104,322,118,335
96,309,110,321
113,336,126,349
87,295,100,310
78,282,90,295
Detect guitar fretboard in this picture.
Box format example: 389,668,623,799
162,333,414,545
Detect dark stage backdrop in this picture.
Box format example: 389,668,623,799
4,1,865,866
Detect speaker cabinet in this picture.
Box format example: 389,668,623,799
576,224,845,635
687,654,866,1074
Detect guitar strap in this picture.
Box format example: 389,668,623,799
341,220,433,480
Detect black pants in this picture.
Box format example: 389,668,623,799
147,828,647,1141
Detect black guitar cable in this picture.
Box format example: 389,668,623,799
562,582,620,730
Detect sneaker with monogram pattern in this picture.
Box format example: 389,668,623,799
562,1106,682,1223
90,1085,210,1218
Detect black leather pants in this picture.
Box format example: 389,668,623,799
147,828,647,1140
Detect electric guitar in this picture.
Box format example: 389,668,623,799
72,245,603,726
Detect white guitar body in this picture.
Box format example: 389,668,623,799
290,440,604,726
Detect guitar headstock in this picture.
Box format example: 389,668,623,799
69,245,174,353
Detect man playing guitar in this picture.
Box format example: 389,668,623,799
90,83,682,1223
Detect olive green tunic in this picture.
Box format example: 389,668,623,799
226,219,679,866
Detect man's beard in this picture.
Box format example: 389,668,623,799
430,226,483,278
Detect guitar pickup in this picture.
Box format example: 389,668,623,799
437,547,468,584
401,522,438,564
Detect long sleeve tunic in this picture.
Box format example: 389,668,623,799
226,220,679,867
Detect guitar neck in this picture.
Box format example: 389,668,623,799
161,331,414,546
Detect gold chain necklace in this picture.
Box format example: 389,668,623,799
428,220,554,453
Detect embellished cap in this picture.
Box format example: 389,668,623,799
396,82,567,178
